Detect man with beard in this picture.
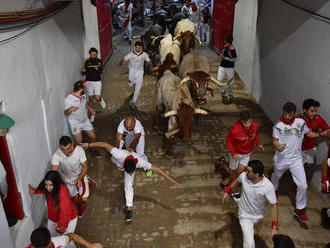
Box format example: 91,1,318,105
64,81,100,157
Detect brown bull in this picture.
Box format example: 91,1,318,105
179,53,228,105
157,70,207,142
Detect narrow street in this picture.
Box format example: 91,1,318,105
74,26,330,248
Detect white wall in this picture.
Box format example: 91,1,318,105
82,0,101,58
0,2,85,247
232,0,258,96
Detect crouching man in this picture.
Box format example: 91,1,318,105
81,142,179,222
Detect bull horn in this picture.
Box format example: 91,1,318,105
209,76,228,86
165,18,172,21
180,76,191,85
163,110,177,118
132,35,141,39
151,35,165,46
194,108,208,115
194,35,203,46
165,128,180,139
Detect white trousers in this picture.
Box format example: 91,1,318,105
119,16,132,41
124,134,145,154
217,66,234,95
124,171,135,207
123,153,148,207
199,23,210,44
129,70,144,103
48,217,77,248
239,217,260,248
271,156,308,209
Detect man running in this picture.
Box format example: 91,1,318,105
271,102,326,222
217,35,237,100
117,41,154,109
82,47,106,118
297,98,329,167
114,115,145,154
117,0,133,44
216,110,263,186
64,81,100,157
81,142,179,222
222,160,279,248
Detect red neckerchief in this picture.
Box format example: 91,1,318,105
280,116,295,126
124,118,136,131
50,242,55,248
71,93,83,103
124,155,138,164
125,2,129,10
133,50,143,56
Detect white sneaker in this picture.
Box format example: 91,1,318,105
100,98,106,109
90,115,95,123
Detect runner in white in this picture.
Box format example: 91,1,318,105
51,136,95,218
114,115,145,154
81,142,179,222
26,227,102,248
117,0,133,44
64,81,101,157
117,41,154,109
222,160,279,248
271,102,325,222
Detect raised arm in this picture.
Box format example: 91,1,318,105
150,165,179,186
66,233,103,248
81,142,114,152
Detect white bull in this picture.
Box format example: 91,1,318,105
159,33,181,66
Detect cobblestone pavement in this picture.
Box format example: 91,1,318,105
75,22,330,248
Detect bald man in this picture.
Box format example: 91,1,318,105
114,116,145,154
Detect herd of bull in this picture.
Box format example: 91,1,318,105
134,18,228,151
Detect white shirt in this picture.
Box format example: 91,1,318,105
124,51,150,72
273,118,309,160
238,172,277,219
117,118,145,136
189,9,201,23
64,94,88,123
110,148,151,171
51,235,70,247
51,146,87,184
117,2,133,19
181,5,190,16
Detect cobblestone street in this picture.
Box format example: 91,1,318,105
74,24,330,248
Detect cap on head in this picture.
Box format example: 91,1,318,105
247,160,264,177
124,158,136,173
0,114,15,129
